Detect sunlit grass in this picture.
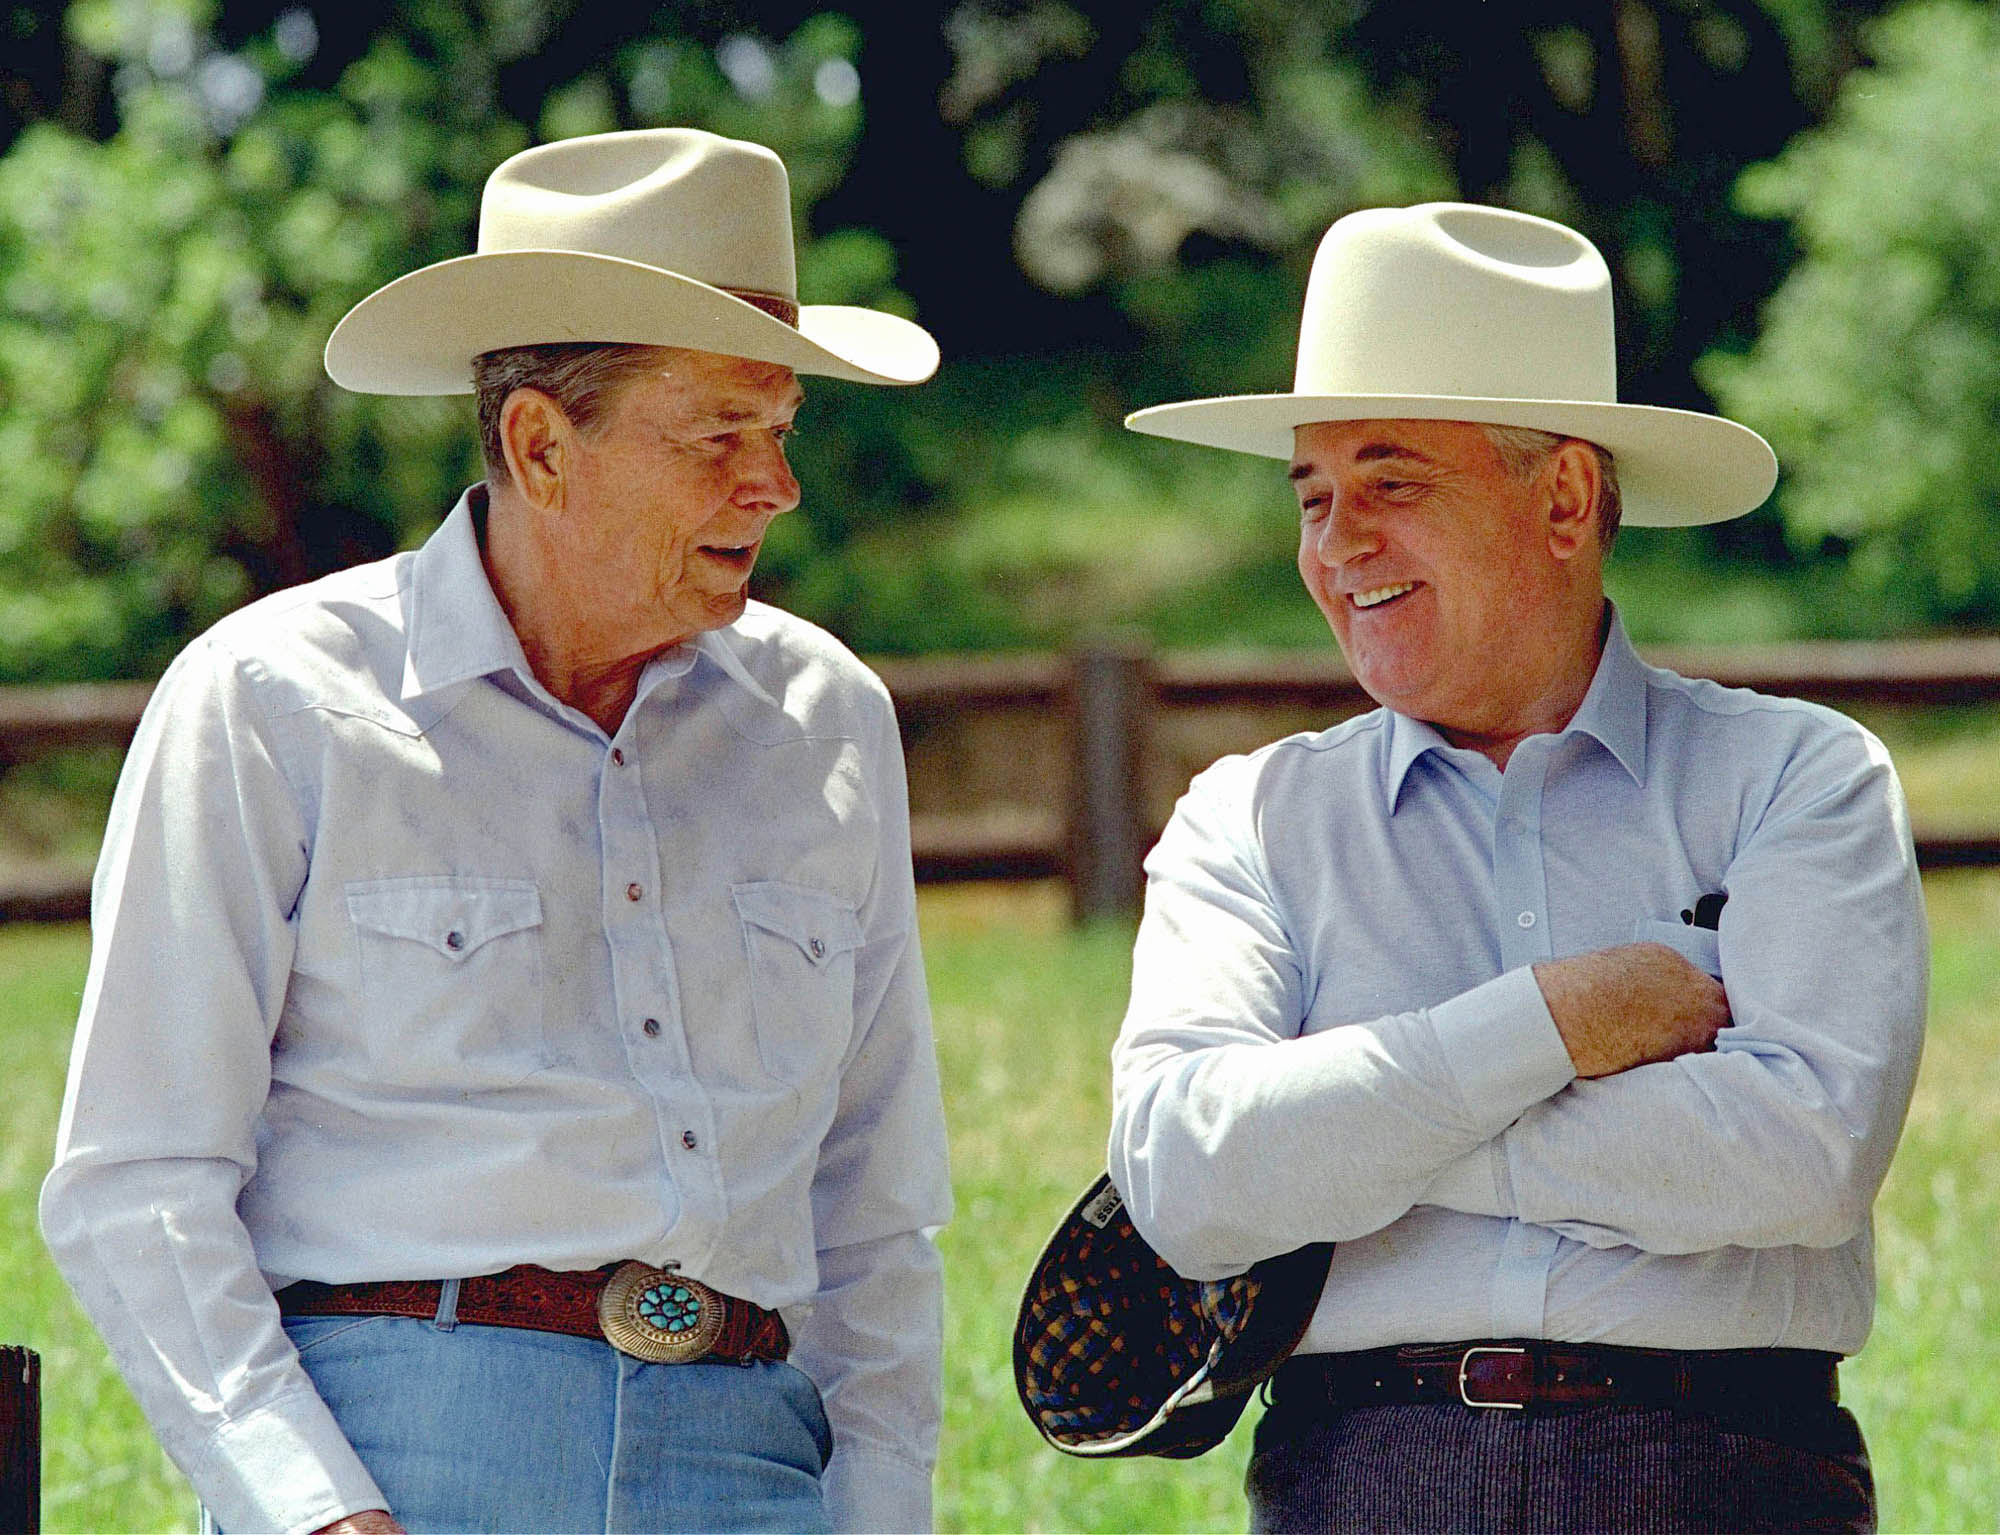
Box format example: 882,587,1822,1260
3,873,1996,1531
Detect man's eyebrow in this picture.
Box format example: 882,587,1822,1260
689,390,806,427
1354,442,1439,466
1288,442,1438,480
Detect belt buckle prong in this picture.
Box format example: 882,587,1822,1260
1458,1344,1529,1410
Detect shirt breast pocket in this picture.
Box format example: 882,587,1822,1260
1632,917,1722,980
732,880,862,1088
345,876,549,1086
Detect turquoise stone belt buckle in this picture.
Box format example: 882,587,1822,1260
598,1261,727,1364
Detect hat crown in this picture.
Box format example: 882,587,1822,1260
1295,203,1616,405
477,128,798,300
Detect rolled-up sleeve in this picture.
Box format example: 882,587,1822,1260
39,637,386,1534
788,692,951,1535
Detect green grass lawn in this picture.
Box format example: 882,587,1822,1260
4,875,1998,1532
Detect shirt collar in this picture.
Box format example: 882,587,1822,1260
402,484,783,716
402,486,534,701
1380,601,1650,813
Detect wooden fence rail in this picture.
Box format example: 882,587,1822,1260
5,637,2000,924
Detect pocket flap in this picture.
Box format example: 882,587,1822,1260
347,878,543,962
1632,916,1722,979
732,880,862,968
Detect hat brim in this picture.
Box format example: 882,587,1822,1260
324,250,939,395
1125,392,1777,527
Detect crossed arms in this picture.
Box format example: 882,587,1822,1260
1107,730,1928,1284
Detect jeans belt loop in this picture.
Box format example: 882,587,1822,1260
432,1276,462,1332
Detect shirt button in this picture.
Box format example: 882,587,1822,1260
444,930,465,951
642,1017,661,1037
1517,911,1536,929
626,882,643,902
610,747,625,767
681,1130,698,1151
809,937,825,959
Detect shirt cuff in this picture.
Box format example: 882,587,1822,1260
182,1388,388,1535
1427,965,1575,1132
822,1442,934,1535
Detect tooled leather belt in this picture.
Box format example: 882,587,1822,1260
276,1261,789,1365
1274,1340,1839,1413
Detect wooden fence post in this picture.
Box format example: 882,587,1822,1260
1068,637,1154,922
0,1345,38,1535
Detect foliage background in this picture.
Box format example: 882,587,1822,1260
5,0,2000,680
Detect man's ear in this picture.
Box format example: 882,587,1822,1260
1545,441,1602,562
498,388,574,513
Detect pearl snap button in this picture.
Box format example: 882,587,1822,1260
642,1017,661,1037
626,883,643,902
610,747,625,766
681,1130,698,1151
445,930,465,951
809,937,825,959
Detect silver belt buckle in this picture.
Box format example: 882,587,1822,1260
598,1261,726,1364
1458,1345,1529,1409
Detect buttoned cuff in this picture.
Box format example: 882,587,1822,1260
1427,965,1575,1132
822,1442,933,1534
183,1387,387,1535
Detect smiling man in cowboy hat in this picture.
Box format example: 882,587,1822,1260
41,129,949,1534
1107,203,1926,1530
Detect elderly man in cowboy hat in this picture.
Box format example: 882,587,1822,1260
1107,203,1925,1530
41,129,950,1535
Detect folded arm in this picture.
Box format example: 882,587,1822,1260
1424,731,1927,1254
1108,761,1585,1280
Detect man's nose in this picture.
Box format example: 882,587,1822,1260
734,433,801,516
1308,493,1381,566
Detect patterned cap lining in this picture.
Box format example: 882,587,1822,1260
1020,1210,1261,1445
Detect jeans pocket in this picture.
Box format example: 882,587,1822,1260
732,881,861,1087
346,876,549,1087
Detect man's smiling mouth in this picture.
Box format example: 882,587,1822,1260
1351,582,1417,609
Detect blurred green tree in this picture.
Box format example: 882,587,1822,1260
0,0,916,680
1701,0,2000,632
0,0,1918,675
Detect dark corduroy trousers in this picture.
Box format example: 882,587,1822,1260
1246,1392,1875,1533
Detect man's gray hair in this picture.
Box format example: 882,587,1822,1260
1481,425,1623,549
472,343,677,481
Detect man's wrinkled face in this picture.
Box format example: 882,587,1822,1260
563,349,804,641
1291,418,1577,737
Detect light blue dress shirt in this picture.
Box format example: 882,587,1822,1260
1109,608,1925,1357
41,488,951,1535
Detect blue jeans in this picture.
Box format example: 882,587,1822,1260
256,1296,832,1534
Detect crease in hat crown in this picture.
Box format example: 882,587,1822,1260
1123,200,1777,527
323,127,938,396
478,130,798,299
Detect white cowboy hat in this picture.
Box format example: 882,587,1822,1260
1124,203,1775,526
324,128,938,394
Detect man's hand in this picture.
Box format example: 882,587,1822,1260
311,1512,404,1535
1534,942,1729,1078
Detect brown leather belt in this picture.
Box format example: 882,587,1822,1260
1274,1341,1840,1414
276,1262,789,1365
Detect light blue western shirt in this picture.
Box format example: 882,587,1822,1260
41,488,951,1535
1109,608,1925,1357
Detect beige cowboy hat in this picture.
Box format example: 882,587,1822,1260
1124,202,1775,526
325,128,938,394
